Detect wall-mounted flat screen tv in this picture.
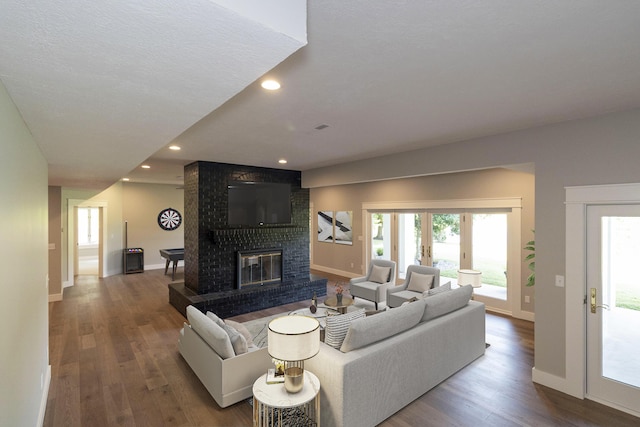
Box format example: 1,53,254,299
227,181,292,226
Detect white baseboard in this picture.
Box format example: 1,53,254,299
48,293,63,302
311,264,360,280
515,310,535,322
144,263,165,271
532,367,583,399
38,365,51,427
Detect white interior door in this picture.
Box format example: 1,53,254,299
586,204,640,414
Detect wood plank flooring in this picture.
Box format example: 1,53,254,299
45,269,640,426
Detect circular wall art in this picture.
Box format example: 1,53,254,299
158,208,182,230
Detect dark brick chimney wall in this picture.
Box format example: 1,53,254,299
169,161,327,318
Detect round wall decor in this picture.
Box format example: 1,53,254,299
158,208,182,230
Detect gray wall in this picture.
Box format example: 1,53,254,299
303,107,640,381
0,81,49,425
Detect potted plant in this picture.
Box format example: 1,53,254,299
524,231,535,287
376,247,383,258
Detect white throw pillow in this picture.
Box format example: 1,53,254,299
423,281,451,297
406,272,434,293
225,319,254,347
186,306,235,359
324,308,366,349
369,264,391,284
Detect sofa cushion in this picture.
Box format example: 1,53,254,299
421,285,473,322
225,319,254,347
406,272,434,293
187,306,235,359
340,299,426,352
423,281,451,297
223,323,248,355
324,308,366,349
369,264,391,284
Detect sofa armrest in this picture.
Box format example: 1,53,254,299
387,282,409,295
376,281,396,301
178,323,272,408
349,276,368,286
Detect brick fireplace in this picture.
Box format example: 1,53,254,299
169,161,327,318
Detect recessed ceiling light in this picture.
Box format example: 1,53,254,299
278,159,288,164
122,178,130,181
261,80,281,90
141,165,151,169
169,145,181,151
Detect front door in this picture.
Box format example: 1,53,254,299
586,204,640,413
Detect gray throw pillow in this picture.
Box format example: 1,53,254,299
324,308,366,349
225,319,254,347
206,311,225,328
421,285,473,322
223,323,248,355
406,272,434,293
369,264,391,284
340,299,426,352
423,281,451,297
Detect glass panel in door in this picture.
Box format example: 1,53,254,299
397,213,423,279
431,213,460,284
587,205,640,414
371,213,391,261
471,213,507,301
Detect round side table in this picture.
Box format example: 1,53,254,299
252,371,320,427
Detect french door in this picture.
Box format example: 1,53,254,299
368,209,514,314
586,204,640,413
370,212,424,279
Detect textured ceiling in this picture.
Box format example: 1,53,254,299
2,1,640,188
0,0,306,188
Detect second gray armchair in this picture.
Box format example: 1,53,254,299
386,265,444,308
349,259,397,310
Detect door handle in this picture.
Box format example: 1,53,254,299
590,288,610,314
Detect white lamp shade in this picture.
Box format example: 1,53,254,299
457,269,482,288
268,316,320,361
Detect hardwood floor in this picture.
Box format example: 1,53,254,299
45,269,639,427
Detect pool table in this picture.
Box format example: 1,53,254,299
159,248,184,280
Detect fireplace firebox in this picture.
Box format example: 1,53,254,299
237,249,283,289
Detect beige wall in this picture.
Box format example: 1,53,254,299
304,107,640,390
0,81,50,425
48,186,63,299
123,182,184,268
311,168,535,311
56,182,183,282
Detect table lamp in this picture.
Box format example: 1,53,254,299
268,316,320,393
457,269,482,292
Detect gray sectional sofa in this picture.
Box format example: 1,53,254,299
305,285,486,427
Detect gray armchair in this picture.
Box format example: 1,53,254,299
386,265,445,308
349,259,397,310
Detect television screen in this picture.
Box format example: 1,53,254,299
228,181,292,226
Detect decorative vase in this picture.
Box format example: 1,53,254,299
336,293,343,305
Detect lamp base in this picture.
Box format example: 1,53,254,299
283,360,305,393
